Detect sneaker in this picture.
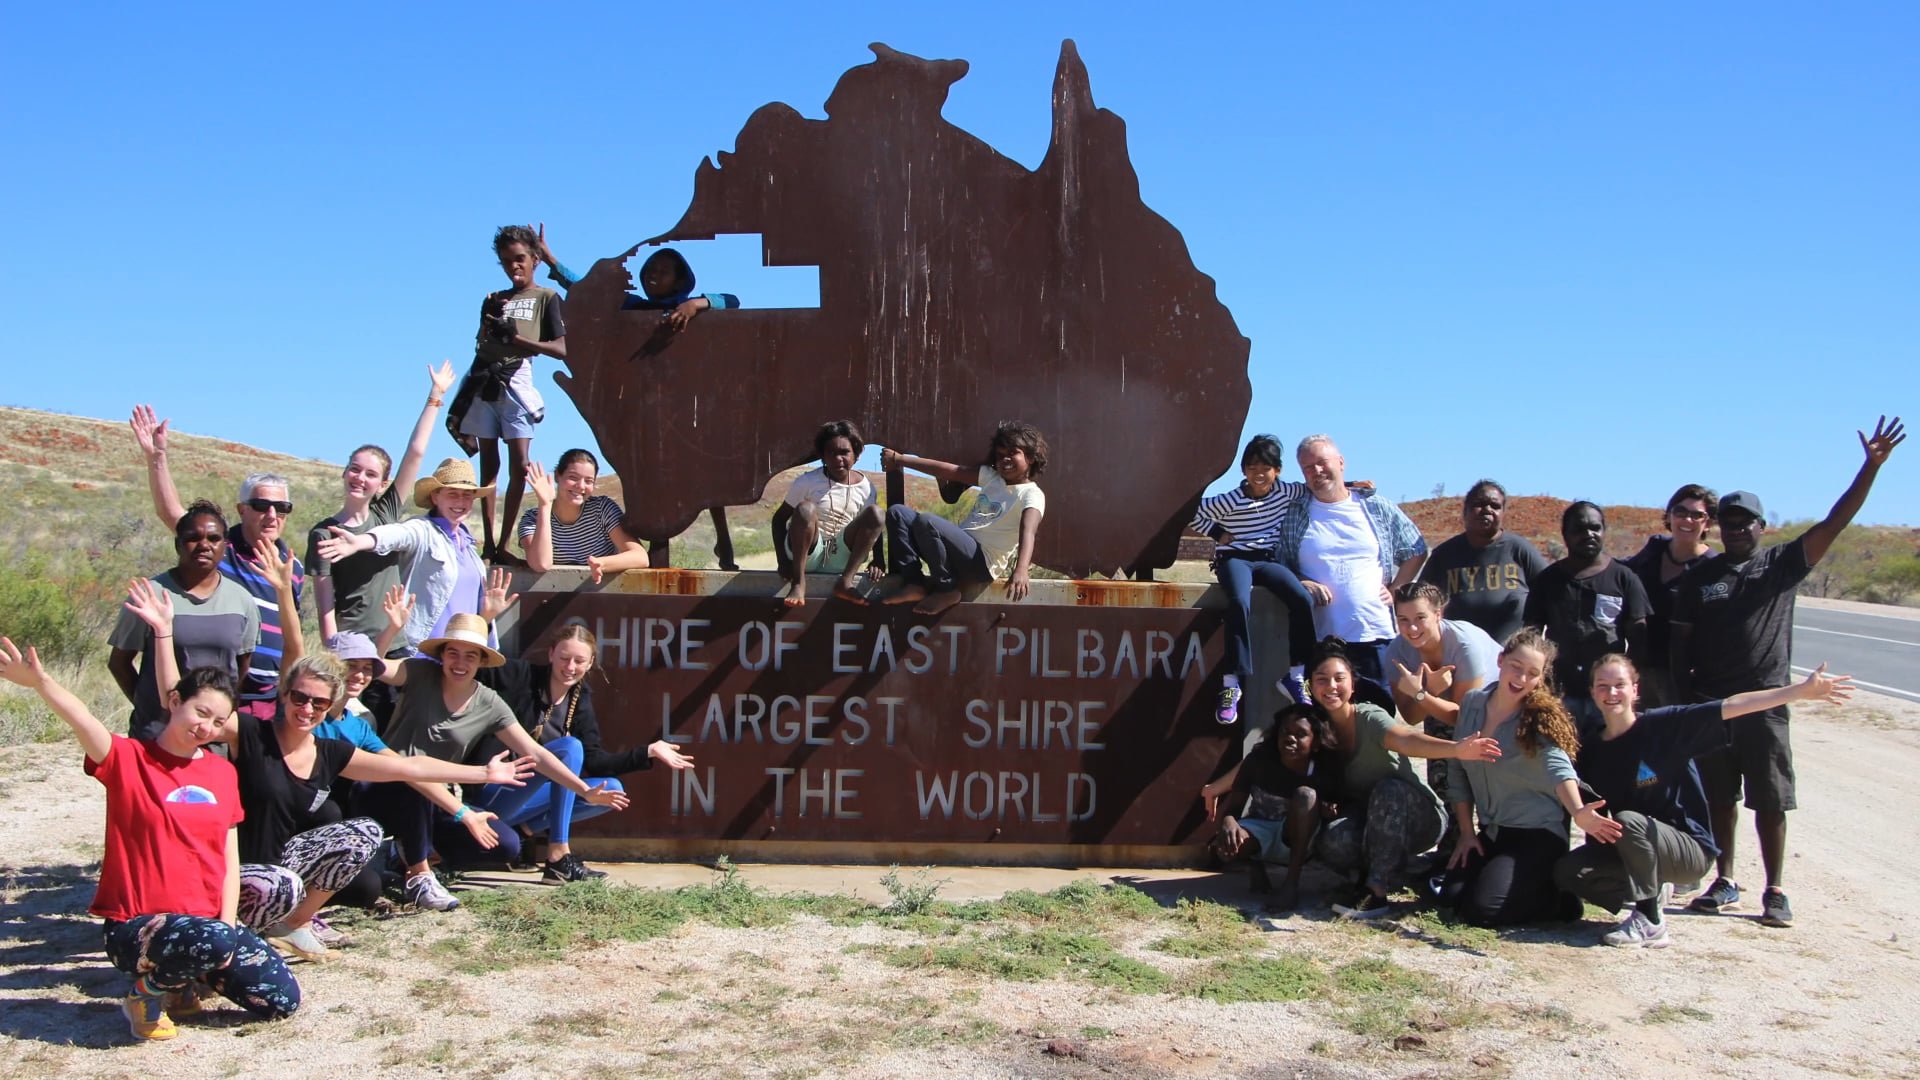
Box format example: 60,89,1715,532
1215,685,1243,725
1688,877,1742,914
1759,888,1794,928
121,993,177,1041
1280,672,1310,707
1332,892,1395,920
405,871,461,911
1601,909,1671,949
307,915,347,948
543,853,608,883
265,921,330,962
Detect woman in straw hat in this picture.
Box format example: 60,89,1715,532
358,604,632,911
315,456,488,656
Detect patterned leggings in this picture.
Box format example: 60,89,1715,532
102,915,301,1019
237,817,384,930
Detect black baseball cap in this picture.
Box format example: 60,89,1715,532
1718,491,1767,523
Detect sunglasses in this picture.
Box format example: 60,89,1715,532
245,498,294,515
285,688,334,711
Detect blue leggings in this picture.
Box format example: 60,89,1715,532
1215,553,1317,682
469,737,622,846
102,915,300,1019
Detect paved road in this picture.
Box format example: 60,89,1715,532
1793,605,1920,704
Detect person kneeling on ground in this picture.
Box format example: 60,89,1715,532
1556,654,1852,948
1442,628,1597,928
477,625,696,882
772,420,885,607
877,421,1048,615
0,639,299,1040
1203,705,1340,910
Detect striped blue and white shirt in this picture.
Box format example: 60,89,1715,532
1189,481,1310,558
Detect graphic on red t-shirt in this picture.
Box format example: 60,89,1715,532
85,736,242,921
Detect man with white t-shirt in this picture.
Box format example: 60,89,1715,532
1273,435,1428,688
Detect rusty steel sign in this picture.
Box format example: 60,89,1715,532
512,586,1235,852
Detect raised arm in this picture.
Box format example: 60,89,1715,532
255,539,303,667
0,639,114,764
879,447,977,487
390,361,457,500
125,578,182,701
1721,663,1854,719
129,404,188,529
1382,718,1502,762
521,463,557,572
371,586,413,685
1802,416,1904,566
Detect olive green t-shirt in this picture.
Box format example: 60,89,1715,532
1339,703,1440,811
385,658,516,763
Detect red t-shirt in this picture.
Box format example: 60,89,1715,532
84,735,244,921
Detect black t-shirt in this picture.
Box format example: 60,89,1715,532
1418,533,1549,643
305,485,405,638
1523,558,1651,695
1672,538,1811,697
1624,537,1713,670
232,717,358,865
1232,733,1338,820
1576,703,1725,857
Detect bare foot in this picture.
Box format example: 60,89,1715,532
912,589,963,616
832,578,868,605
780,579,808,609
883,582,928,606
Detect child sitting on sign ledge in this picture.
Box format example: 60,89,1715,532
877,421,1049,616
772,420,886,607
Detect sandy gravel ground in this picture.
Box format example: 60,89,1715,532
3,691,1918,1079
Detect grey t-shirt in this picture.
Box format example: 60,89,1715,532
108,571,260,738
385,658,517,762
1447,686,1578,839
306,485,405,637
1418,533,1549,644
1337,703,1440,813
1385,619,1501,701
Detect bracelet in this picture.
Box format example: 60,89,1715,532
452,805,470,823
427,397,444,407
153,634,173,641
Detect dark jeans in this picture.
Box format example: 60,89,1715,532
1554,811,1714,910
1440,826,1573,927
362,781,525,869
103,915,300,1019
1214,553,1316,682
886,505,992,592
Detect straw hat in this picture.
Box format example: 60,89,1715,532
413,458,485,509
417,613,505,667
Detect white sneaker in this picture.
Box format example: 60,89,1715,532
405,872,460,912
1656,882,1675,912
265,921,330,962
1601,909,1670,949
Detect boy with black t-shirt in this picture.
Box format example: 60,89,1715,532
1672,416,1904,928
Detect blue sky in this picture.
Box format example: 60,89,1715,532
6,3,1915,525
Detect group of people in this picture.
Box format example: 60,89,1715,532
2,222,1900,1041
1196,418,1903,950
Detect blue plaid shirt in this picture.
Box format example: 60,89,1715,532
1273,490,1427,582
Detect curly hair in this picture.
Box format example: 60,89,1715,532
174,499,229,543
494,224,540,256
814,420,866,460
986,421,1049,478
1499,627,1579,759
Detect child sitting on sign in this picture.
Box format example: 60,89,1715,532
878,421,1049,616
446,225,566,564
1203,704,1341,911
771,420,885,608
531,225,745,569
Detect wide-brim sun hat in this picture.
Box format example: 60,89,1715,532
417,613,505,667
414,457,485,509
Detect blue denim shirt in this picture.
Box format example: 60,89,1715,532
367,516,481,652
1273,489,1428,582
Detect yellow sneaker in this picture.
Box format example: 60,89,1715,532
163,982,206,1019
122,993,178,1040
